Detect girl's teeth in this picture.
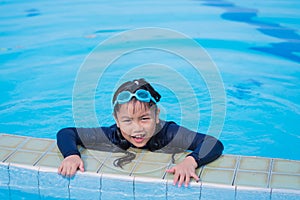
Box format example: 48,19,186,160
132,134,144,138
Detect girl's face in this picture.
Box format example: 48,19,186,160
114,100,160,148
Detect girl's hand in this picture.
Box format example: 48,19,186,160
166,156,199,187
57,155,84,177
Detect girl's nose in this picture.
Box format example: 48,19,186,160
132,121,143,132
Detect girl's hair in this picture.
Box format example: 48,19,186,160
112,78,161,114
112,78,161,168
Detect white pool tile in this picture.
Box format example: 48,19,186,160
270,174,300,190
205,155,238,169
35,153,63,168
0,148,14,162
5,150,43,165
200,168,235,185
132,161,168,178
234,171,269,188
80,148,110,159
239,157,271,172
0,134,27,149
272,159,300,174
81,156,104,173
140,151,173,163
20,138,54,152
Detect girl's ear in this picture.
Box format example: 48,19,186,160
155,108,160,124
113,113,120,128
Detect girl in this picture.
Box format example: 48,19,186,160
57,78,224,187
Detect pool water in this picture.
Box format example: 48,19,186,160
0,0,300,163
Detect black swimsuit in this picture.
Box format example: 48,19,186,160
56,120,224,168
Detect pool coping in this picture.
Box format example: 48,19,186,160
0,133,299,199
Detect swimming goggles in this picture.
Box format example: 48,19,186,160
113,89,157,107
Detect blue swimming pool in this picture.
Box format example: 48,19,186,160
0,0,299,165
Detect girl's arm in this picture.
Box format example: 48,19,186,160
165,122,224,187
56,128,83,176
56,126,115,176
186,133,224,168
56,128,82,158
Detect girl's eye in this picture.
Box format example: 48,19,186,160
141,117,150,121
122,119,131,123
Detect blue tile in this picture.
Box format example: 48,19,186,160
236,186,271,200
39,169,69,188
39,169,69,199
9,164,39,188
0,163,9,185
271,189,300,200
167,180,201,200
134,178,166,200
201,183,235,200
69,172,101,190
70,187,100,200
101,174,134,199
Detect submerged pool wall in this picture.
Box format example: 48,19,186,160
0,133,300,199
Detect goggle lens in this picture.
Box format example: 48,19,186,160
114,89,156,107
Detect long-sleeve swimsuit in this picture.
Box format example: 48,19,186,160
56,120,224,168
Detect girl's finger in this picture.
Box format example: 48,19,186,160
191,172,199,182
185,173,190,187
178,173,185,187
173,172,179,186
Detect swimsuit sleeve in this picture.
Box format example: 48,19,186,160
56,126,116,158
163,122,224,168
56,127,82,158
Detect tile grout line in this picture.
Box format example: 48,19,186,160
165,178,168,200
99,173,103,200
267,158,274,189
234,186,237,200
198,180,202,200
37,167,42,199
7,163,12,199
162,158,173,180
231,155,241,186
2,137,30,163
129,151,145,176
133,176,136,200
33,142,56,166
96,152,112,173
